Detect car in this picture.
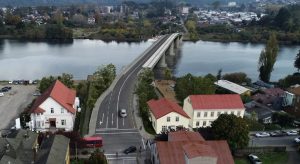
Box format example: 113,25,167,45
255,132,270,137
0,92,4,97
286,130,298,136
119,109,127,117
0,88,9,92
295,137,300,143
270,131,285,137
123,146,136,154
248,154,262,164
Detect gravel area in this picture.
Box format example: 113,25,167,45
0,85,36,130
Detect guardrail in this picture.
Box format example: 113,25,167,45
142,33,180,69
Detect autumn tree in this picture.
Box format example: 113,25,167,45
211,114,249,150
222,72,251,85
258,33,279,82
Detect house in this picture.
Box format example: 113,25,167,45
285,85,300,109
147,98,190,134
29,80,80,132
244,101,273,124
36,135,70,164
252,88,284,110
183,94,245,128
0,129,38,163
214,80,251,96
148,131,234,164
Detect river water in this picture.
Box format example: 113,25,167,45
0,39,299,81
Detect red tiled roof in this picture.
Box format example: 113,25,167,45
189,94,244,110
183,143,217,159
156,132,234,164
147,98,189,119
30,80,76,114
168,131,205,142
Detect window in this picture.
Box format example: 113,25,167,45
36,121,41,128
203,121,207,126
237,111,241,117
217,112,221,116
51,108,54,113
197,112,201,117
162,126,167,131
196,121,199,126
61,108,64,114
224,111,228,115
167,117,170,122
231,111,234,115
211,112,214,117
204,112,207,117
176,117,179,122
61,120,66,126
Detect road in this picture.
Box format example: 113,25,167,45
250,135,300,151
93,34,171,162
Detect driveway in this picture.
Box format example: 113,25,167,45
0,85,36,130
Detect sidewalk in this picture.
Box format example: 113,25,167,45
132,94,154,140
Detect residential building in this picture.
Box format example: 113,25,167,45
214,80,251,96
244,101,273,124
0,130,38,163
252,88,284,110
29,80,80,132
283,91,295,107
36,135,70,164
147,98,190,134
183,94,245,128
286,85,300,110
148,131,234,164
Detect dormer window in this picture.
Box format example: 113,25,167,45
51,108,54,113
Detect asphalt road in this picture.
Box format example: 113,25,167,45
250,135,300,151
94,35,171,161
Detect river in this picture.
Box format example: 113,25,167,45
0,39,299,81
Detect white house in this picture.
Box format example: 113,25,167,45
183,94,245,128
147,98,190,134
29,80,79,132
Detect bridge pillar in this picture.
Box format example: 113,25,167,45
167,42,175,56
158,53,167,68
174,37,180,49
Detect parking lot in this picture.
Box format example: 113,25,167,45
0,84,36,130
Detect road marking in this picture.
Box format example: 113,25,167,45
106,157,136,160
95,128,137,131
100,113,104,125
95,131,139,135
123,117,125,126
142,138,146,149
106,115,109,128
112,113,114,125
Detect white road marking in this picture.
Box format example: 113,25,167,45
100,113,104,125
112,113,114,125
122,117,125,126
106,115,109,128
142,138,146,149
95,131,139,135
106,157,136,160
95,128,137,131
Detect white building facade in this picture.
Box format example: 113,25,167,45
29,80,79,132
183,94,245,128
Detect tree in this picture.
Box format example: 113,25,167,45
164,68,172,80
211,1,221,10
211,114,249,150
58,73,74,88
222,72,251,85
5,13,21,25
216,69,222,80
275,7,292,31
258,33,279,82
294,50,300,72
279,73,300,88
272,112,295,127
38,73,74,93
88,149,108,164
175,74,216,102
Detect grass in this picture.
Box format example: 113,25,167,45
234,152,288,164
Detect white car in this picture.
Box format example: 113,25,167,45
248,154,262,164
119,109,127,118
295,137,300,143
0,92,4,97
255,132,270,137
287,130,298,136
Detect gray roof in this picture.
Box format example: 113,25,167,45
45,135,70,164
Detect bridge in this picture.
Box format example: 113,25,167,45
88,33,182,163
142,33,182,69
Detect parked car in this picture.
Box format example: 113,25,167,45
0,92,4,97
255,132,270,137
123,146,136,154
248,154,262,164
0,88,9,92
119,109,127,118
270,131,285,137
295,137,300,143
286,130,298,136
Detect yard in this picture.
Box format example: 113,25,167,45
235,152,288,164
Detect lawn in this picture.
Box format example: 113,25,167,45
235,152,288,164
